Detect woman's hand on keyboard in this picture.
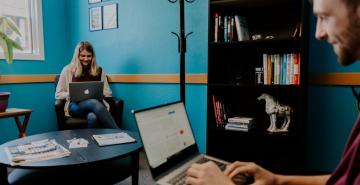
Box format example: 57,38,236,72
224,161,277,185
186,161,236,185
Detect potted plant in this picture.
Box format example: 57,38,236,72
0,16,23,112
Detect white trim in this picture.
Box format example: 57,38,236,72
0,0,45,61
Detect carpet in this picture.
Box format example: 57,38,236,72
115,150,156,185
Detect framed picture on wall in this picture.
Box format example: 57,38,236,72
89,6,102,31
88,0,101,4
102,3,118,30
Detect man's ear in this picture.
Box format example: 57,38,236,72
357,5,360,19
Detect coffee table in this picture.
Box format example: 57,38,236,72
0,129,143,185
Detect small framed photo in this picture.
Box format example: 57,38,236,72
88,0,101,4
102,3,118,30
89,6,102,31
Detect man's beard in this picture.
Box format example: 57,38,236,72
337,14,360,66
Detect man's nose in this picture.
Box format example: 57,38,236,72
315,20,326,40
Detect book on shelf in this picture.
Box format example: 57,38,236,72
226,123,250,129
227,116,254,124
234,15,249,41
286,54,291,84
229,16,234,42
224,15,228,42
212,95,227,127
92,132,136,146
263,54,268,85
225,123,254,131
227,16,231,42
214,13,219,42
218,14,224,42
292,23,302,37
267,54,271,84
293,53,300,84
225,125,250,132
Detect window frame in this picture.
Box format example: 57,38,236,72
0,0,45,61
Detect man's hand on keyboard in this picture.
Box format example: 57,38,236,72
224,161,275,185
185,161,235,185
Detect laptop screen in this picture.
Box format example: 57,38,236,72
134,102,196,169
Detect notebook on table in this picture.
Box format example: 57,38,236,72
133,101,251,185
69,81,104,102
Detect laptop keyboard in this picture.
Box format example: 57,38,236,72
167,157,227,185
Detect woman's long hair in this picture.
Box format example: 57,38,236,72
70,41,99,77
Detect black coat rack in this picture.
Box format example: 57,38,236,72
168,0,195,104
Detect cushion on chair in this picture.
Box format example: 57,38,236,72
64,117,88,129
8,156,133,185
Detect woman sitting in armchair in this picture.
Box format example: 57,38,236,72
55,41,118,129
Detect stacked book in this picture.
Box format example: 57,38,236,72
225,116,255,132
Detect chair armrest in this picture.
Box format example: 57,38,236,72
104,97,124,128
54,99,66,130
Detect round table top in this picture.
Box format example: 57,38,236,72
0,129,143,169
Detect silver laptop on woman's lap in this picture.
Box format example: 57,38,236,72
133,101,250,185
69,81,104,102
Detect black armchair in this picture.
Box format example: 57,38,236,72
54,75,124,130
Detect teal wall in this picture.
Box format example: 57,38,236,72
306,14,360,172
1,0,359,173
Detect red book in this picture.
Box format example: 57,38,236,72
293,54,300,85
212,95,218,126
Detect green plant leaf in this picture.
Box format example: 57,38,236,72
4,18,21,36
6,40,13,64
4,35,22,50
0,35,10,64
0,18,4,31
10,40,22,50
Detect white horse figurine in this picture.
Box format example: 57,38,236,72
257,93,293,132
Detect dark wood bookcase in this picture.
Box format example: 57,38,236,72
207,0,309,174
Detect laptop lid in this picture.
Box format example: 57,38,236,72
133,101,199,179
69,81,104,102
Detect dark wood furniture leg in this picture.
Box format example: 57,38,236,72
0,165,8,185
14,112,30,138
131,151,139,185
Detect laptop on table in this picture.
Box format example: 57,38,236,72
69,81,104,102
133,101,251,185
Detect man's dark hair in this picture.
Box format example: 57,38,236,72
308,0,360,11
343,0,360,26
343,0,360,13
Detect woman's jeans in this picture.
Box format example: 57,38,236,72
69,99,119,129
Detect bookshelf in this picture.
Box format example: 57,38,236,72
207,0,309,174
